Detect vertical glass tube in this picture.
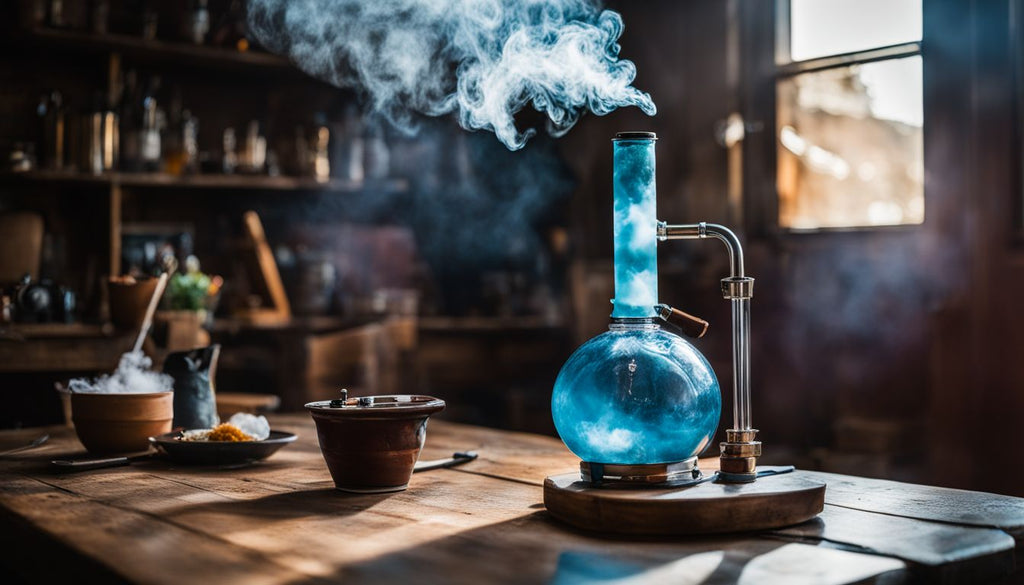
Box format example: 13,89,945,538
731,298,752,430
611,133,658,319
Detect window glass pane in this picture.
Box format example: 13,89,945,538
789,0,922,62
776,56,923,229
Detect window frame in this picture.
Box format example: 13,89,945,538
767,0,924,233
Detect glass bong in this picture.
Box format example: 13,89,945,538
551,132,760,486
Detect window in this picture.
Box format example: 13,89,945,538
775,0,923,230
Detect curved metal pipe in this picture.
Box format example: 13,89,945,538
657,221,744,278
657,220,757,463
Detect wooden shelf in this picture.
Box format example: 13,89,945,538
0,323,134,373
210,315,374,336
1,170,408,194
0,322,116,341
14,27,297,75
418,316,566,333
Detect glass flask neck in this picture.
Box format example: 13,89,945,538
611,135,658,319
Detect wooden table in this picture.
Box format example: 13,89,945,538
1,414,1022,584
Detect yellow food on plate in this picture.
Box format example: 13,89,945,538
207,423,253,442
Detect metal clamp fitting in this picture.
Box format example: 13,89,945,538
721,276,754,300
719,428,760,483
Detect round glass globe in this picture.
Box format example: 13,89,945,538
551,325,721,465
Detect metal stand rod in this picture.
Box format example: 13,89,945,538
657,222,753,431
732,298,751,431
658,221,759,482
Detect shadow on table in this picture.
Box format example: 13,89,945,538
21,451,311,478
175,485,399,522
287,510,808,585
157,485,915,584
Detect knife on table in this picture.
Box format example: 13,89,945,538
52,451,480,473
51,453,154,472
413,451,478,472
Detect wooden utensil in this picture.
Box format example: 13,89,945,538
132,272,168,353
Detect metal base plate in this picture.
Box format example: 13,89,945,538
580,457,702,488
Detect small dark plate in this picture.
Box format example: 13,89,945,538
149,430,297,466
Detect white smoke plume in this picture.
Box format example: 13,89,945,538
68,351,174,394
247,0,657,150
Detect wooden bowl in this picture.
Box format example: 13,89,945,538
306,395,445,493
71,392,174,454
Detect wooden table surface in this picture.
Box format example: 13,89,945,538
1,414,1022,584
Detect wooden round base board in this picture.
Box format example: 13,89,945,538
544,472,826,536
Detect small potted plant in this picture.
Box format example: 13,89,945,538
155,256,223,351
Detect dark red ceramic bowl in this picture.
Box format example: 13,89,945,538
306,395,445,493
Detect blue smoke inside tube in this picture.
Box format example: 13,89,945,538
611,137,658,319
247,0,656,150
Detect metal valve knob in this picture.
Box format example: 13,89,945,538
329,388,349,408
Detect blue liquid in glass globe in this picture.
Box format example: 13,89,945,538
552,325,721,465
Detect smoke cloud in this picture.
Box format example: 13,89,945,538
247,0,656,150
69,351,174,394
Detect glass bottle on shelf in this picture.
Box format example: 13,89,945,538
293,125,310,176
163,110,199,176
48,0,65,28
210,0,249,52
82,90,119,174
181,110,199,174
240,120,266,174
331,104,363,182
18,0,46,28
162,87,183,175
188,0,210,45
222,128,237,174
139,76,163,172
363,118,390,180
141,0,158,40
312,112,330,182
36,90,66,171
90,0,109,34
118,70,141,172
